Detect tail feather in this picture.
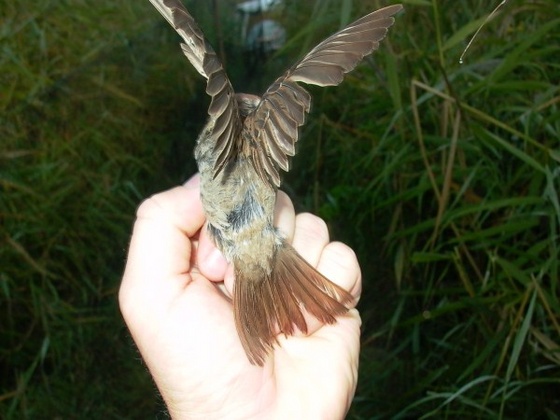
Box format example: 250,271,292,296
233,241,353,365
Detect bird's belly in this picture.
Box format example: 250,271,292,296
198,158,279,269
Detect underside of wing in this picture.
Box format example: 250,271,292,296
149,0,240,176
247,4,403,188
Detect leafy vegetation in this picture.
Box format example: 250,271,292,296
1,0,558,418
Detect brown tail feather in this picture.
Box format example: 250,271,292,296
233,241,353,366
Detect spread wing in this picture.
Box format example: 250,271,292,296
149,0,240,174
246,4,403,188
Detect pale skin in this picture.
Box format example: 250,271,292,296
119,174,362,419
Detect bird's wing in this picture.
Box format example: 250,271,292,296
149,0,240,175
245,4,403,188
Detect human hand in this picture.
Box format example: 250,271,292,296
119,174,362,419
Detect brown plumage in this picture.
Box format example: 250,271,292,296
148,0,402,365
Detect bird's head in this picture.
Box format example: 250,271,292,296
235,93,261,118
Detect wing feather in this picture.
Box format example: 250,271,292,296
150,0,240,177
246,4,402,187
267,111,297,155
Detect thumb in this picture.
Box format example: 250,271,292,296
120,183,205,326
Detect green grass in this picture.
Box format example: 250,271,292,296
2,0,559,418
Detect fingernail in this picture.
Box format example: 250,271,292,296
184,173,200,190
199,246,229,281
206,247,227,266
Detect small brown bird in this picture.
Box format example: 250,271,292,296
148,0,402,365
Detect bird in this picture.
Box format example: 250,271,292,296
148,0,402,366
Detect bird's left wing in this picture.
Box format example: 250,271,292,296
149,0,240,174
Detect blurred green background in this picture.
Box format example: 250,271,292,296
1,0,559,418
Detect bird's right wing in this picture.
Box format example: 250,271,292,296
245,4,403,188
149,0,240,175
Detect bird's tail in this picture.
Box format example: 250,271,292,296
233,241,353,365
